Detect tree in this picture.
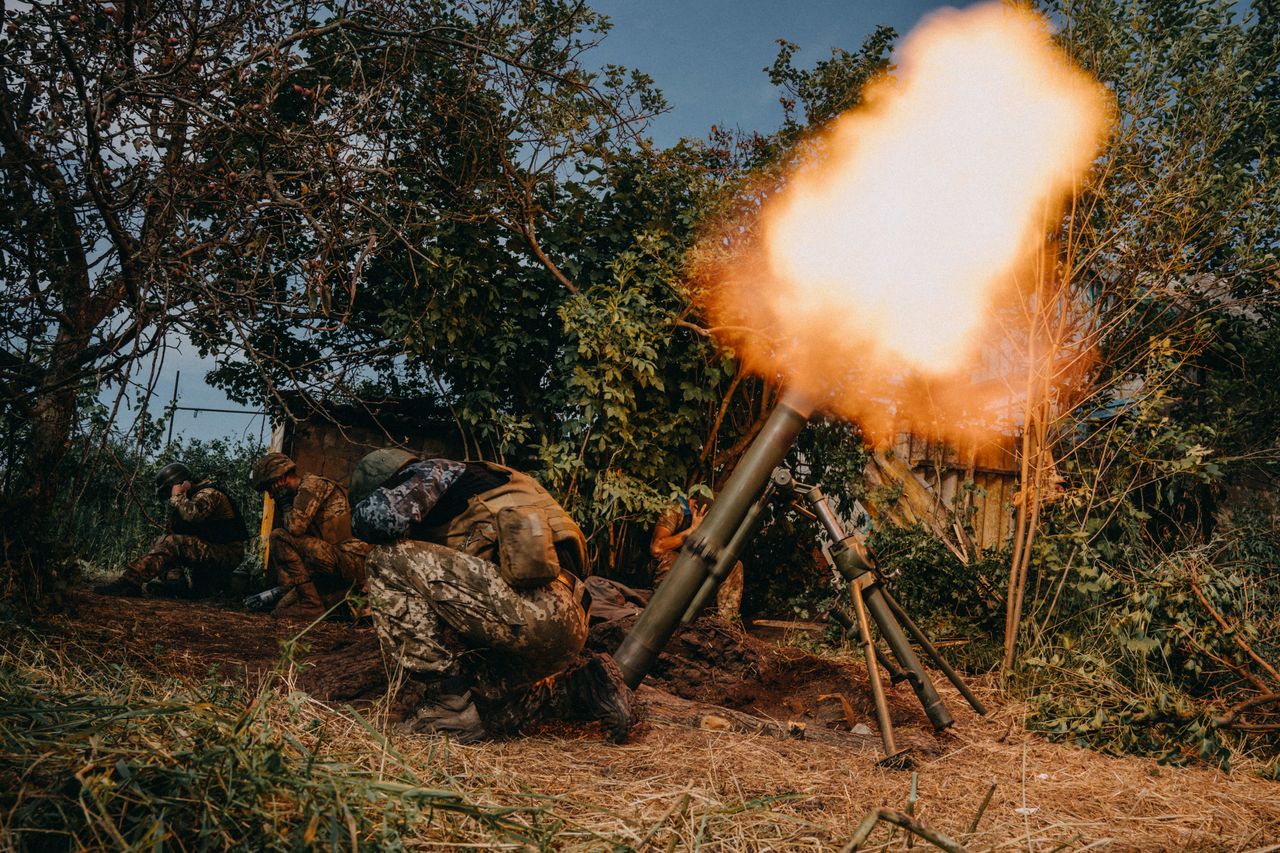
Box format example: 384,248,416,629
0,0,656,598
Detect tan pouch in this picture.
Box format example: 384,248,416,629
495,505,561,588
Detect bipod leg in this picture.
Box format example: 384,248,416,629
881,588,987,716
827,606,908,684
850,576,912,769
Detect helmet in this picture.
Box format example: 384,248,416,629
349,448,418,505
155,462,193,497
250,452,297,492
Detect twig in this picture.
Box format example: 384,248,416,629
966,782,997,836
840,809,970,853
1212,692,1280,728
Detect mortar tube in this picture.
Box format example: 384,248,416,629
681,481,775,624
614,389,814,688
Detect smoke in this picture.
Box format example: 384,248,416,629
699,2,1110,444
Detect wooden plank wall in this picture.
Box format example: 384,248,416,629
284,420,463,488
884,430,1021,553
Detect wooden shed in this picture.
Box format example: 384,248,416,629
862,429,1021,559
272,396,465,488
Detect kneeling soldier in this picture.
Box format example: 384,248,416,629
349,449,635,743
95,462,248,597
251,452,370,618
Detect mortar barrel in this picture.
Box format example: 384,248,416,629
614,390,813,687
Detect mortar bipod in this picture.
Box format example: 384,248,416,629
772,468,987,767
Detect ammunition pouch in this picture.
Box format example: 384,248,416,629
495,505,562,588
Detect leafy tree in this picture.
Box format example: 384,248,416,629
0,0,654,599
998,0,1280,760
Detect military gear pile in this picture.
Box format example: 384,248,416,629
250,451,297,491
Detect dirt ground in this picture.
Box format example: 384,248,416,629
40,591,1280,850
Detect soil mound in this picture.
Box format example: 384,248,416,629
55,591,942,740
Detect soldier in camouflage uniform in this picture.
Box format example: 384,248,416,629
94,462,249,598
251,452,370,619
651,495,744,621
349,448,635,743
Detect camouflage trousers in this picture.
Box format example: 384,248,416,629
366,540,587,694
655,559,744,621
124,535,244,595
269,529,370,594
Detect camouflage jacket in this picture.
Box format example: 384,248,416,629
168,481,248,544
281,474,357,545
351,459,466,544
649,501,692,575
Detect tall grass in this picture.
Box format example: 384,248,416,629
0,621,585,850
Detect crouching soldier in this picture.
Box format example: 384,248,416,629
349,449,635,744
251,452,370,618
95,462,248,597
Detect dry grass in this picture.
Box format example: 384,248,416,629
3,610,1279,851
388,688,1280,851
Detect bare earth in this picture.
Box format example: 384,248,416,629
42,592,1280,851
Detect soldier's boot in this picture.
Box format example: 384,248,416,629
144,567,189,598
561,652,637,744
483,653,637,744
271,581,326,619
92,576,145,597
400,677,487,743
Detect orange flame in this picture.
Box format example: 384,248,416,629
701,3,1110,443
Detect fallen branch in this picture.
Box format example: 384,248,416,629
1189,574,1280,688
841,809,969,853
1213,692,1280,728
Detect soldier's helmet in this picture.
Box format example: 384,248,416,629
155,462,193,497
250,452,297,492
349,448,419,506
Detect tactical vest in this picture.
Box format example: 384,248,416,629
418,462,589,577
170,482,249,545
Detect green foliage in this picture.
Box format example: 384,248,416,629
61,417,265,578
1020,519,1280,767
1003,0,1280,766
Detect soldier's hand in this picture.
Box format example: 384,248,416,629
170,481,190,498
689,502,708,528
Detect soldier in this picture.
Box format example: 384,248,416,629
250,452,370,619
349,448,635,743
650,494,743,621
94,462,249,597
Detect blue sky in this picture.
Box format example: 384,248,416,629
145,0,973,443
589,0,980,148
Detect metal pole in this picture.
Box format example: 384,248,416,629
614,389,813,688
881,587,988,715
828,606,907,683
165,370,180,449
806,487,953,731
850,577,900,760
